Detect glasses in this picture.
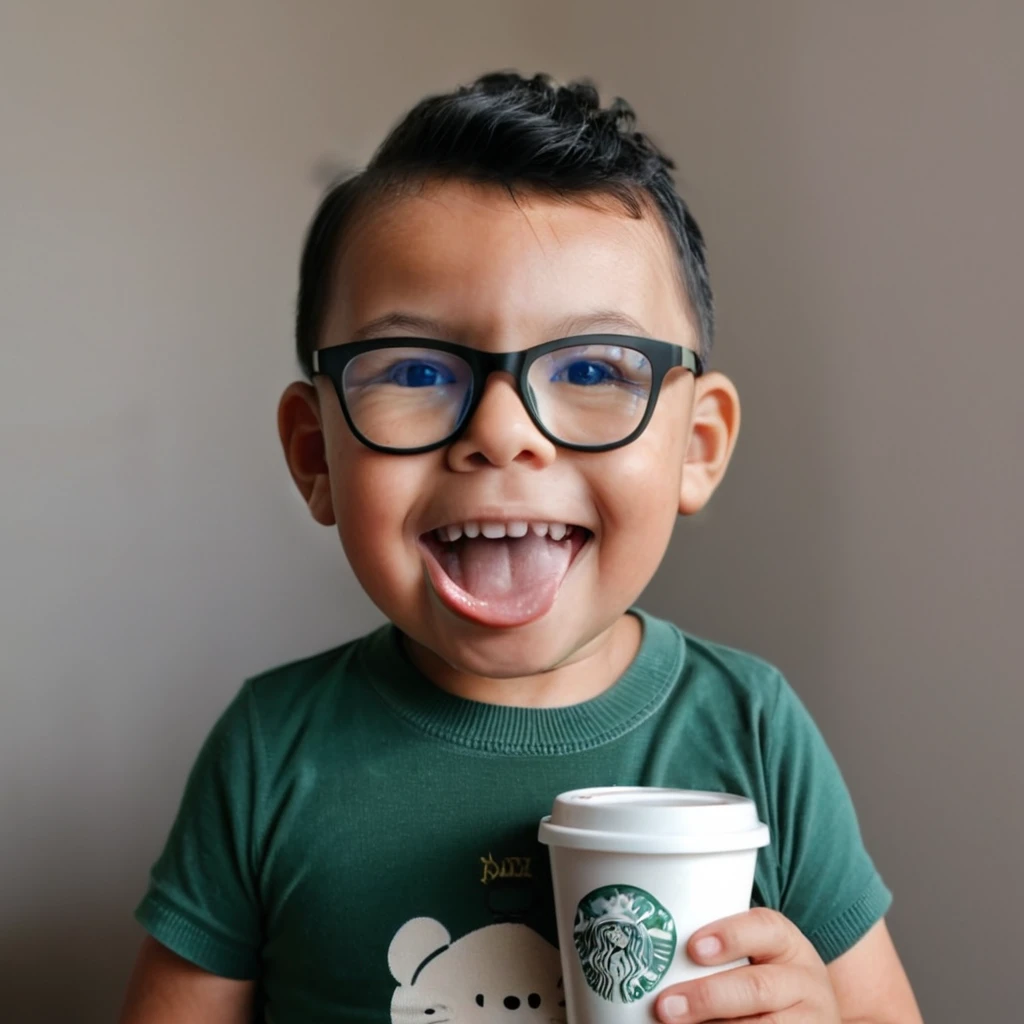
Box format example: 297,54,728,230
311,334,704,455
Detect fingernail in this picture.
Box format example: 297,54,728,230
660,995,689,1021
694,935,722,957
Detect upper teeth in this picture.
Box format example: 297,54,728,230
436,522,575,543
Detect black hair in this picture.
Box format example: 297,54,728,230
295,71,714,377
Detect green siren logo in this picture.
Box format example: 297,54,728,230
573,885,676,1003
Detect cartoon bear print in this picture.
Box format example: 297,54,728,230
388,917,566,1024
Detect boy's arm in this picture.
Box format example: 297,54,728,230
827,918,923,1023
119,937,255,1024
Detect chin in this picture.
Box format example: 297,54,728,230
418,604,597,680
436,630,563,679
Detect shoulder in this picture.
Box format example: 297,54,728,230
239,624,390,737
680,629,785,695
632,611,793,771
649,611,787,721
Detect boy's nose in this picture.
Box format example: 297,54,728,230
446,373,557,471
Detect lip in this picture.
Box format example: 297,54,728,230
418,527,593,628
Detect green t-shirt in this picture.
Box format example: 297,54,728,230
136,609,891,1024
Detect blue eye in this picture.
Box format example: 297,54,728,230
389,360,456,387
551,360,618,386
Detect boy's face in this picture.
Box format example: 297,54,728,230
283,180,737,680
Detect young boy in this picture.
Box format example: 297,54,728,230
120,72,922,1023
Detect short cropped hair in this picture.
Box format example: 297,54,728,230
295,71,714,377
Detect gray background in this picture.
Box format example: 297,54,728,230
1,2,1020,1021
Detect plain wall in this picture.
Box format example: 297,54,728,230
1,3,1019,1021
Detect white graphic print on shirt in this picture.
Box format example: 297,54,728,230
387,917,566,1024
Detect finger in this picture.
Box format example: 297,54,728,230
656,964,802,1023
688,907,808,967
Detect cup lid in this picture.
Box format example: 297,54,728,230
537,786,770,854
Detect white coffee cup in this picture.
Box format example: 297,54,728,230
538,786,770,1024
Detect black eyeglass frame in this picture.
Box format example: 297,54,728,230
311,334,704,455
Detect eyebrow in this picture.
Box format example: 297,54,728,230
349,308,652,343
349,312,453,342
552,309,653,338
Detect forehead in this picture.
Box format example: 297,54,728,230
323,179,696,347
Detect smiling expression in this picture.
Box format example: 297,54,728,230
304,179,710,681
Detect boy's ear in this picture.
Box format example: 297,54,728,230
278,381,336,526
679,371,741,516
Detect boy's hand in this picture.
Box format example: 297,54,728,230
655,908,840,1023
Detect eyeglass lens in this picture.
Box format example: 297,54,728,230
340,343,654,450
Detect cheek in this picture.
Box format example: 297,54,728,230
328,441,437,580
586,398,689,576
595,422,687,523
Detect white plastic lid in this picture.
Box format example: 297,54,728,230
537,786,770,854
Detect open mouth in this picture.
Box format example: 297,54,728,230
419,520,593,628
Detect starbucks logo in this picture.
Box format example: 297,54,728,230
572,885,676,1003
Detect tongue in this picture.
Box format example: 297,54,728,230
439,533,573,602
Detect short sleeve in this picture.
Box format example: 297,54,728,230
134,682,263,979
765,675,892,963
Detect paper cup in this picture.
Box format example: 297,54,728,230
538,787,770,1024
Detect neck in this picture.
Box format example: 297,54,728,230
401,612,643,708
